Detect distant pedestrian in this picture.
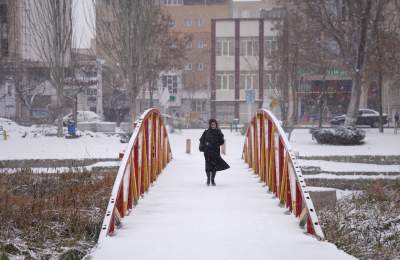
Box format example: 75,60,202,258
199,119,230,186
394,111,399,134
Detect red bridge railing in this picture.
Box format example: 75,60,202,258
98,108,172,245
243,109,325,240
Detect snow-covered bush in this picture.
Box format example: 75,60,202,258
310,127,366,145
319,181,400,259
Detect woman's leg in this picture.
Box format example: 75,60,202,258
211,170,216,186
206,171,211,185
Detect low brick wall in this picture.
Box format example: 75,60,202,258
301,166,400,176
77,122,116,133
309,190,337,211
306,178,397,190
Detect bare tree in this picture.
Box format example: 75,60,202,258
24,0,73,136
364,1,400,132
96,0,188,125
294,0,393,128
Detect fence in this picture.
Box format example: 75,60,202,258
98,108,172,245
243,109,325,240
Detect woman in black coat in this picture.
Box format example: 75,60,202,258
199,119,230,186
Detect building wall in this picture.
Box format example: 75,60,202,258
213,18,279,123
231,0,279,18
20,0,72,64
0,80,15,118
161,1,230,119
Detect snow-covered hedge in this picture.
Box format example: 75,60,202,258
319,182,400,259
310,127,366,145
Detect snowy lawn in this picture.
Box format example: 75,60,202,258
0,119,126,160
291,128,400,156
299,160,400,173
91,129,354,260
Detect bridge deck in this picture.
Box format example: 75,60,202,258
91,130,354,260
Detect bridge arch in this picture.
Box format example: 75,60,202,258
96,108,325,250
98,108,172,245
243,109,324,239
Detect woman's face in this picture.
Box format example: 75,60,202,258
211,122,217,129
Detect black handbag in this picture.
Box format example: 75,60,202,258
199,143,205,152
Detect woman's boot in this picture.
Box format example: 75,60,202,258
211,171,216,186
206,171,211,186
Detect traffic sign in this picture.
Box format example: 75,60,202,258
245,89,255,104
169,95,176,102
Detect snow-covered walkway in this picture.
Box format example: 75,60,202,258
91,130,354,260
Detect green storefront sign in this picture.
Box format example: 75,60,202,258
298,68,348,77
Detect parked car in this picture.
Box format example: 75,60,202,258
57,111,103,126
330,109,388,127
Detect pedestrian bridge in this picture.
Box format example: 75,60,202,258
90,109,354,260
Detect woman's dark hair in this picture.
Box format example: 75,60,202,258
208,119,218,129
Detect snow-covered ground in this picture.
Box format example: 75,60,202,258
299,160,400,173
306,186,360,200
291,128,400,156
305,173,400,180
90,129,354,260
0,118,125,160
2,117,400,161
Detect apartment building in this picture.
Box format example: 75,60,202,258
159,0,230,123
0,0,104,123
211,17,281,123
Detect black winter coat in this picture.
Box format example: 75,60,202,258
199,129,230,172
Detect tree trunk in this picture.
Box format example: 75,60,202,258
378,70,383,133
129,97,137,127
318,79,327,128
72,95,78,126
344,72,362,128
344,0,372,128
149,81,154,108
56,87,63,137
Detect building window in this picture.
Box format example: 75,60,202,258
0,4,7,23
169,20,176,28
6,84,12,96
186,41,192,49
197,40,204,49
240,38,259,57
184,19,192,27
216,72,234,90
191,100,206,112
162,75,178,94
87,88,98,96
161,0,183,5
216,38,234,57
0,4,8,57
265,36,278,58
185,63,192,70
240,73,258,89
197,63,204,71
197,18,204,27
264,72,277,89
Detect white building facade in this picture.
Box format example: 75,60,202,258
211,18,280,123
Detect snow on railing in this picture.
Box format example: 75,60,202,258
97,108,172,245
243,109,325,240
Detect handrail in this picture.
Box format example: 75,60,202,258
243,109,325,240
97,108,172,245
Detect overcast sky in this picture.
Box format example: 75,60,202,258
73,0,95,48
